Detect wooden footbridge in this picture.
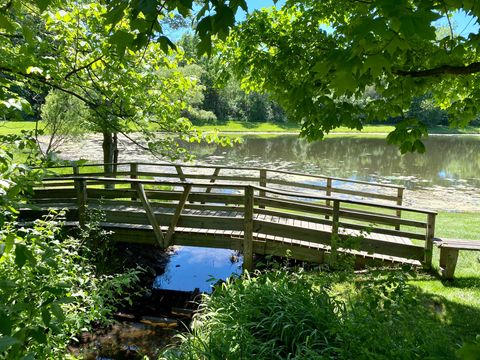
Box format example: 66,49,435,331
20,162,437,271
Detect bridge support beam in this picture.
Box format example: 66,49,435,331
165,184,193,246
136,183,165,248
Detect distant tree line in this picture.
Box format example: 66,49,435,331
177,33,480,128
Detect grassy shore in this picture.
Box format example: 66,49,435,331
3,120,480,136
194,121,480,135
0,120,39,135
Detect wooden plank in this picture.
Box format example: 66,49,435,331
130,163,138,201
424,213,436,268
165,184,192,246
439,248,459,280
338,208,427,228
337,221,426,240
256,196,332,216
255,208,332,227
138,171,260,183
175,165,186,182
136,183,164,247
436,238,480,250
75,179,87,229
243,186,254,271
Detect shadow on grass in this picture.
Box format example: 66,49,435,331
441,276,480,289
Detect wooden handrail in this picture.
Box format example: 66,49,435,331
37,176,430,214
38,176,434,215
42,161,405,190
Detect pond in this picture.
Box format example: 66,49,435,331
54,133,480,211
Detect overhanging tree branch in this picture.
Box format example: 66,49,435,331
393,62,480,77
64,55,104,79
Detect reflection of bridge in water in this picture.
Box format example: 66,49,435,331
20,162,437,271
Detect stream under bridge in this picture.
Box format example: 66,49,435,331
19,162,437,271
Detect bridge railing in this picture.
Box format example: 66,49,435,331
31,176,436,269
43,162,406,227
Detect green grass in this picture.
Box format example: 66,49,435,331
0,120,40,135
2,120,480,136
194,121,480,135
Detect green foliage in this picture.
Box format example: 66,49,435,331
222,0,480,151
0,0,233,162
0,131,45,226
177,33,288,125
162,268,476,359
41,90,90,154
0,214,141,359
0,132,141,358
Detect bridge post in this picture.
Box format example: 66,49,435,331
75,178,87,230
130,163,138,201
424,213,436,268
325,178,332,220
259,169,267,209
395,187,404,230
330,200,340,266
243,186,254,272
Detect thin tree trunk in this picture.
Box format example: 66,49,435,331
102,131,118,189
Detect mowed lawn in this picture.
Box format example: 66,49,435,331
0,120,41,135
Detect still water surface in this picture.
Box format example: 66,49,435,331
184,134,480,211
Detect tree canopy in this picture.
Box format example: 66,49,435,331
222,0,480,152
1,0,480,152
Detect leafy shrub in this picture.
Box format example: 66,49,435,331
0,214,141,359
0,132,141,358
161,268,468,360
0,131,46,226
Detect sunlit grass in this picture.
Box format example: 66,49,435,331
0,120,42,135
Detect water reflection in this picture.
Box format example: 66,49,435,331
184,135,480,190
153,246,243,293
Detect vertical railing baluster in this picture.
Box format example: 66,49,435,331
395,187,404,230
330,199,340,266
130,163,138,201
424,213,436,268
325,178,332,220
259,169,267,209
